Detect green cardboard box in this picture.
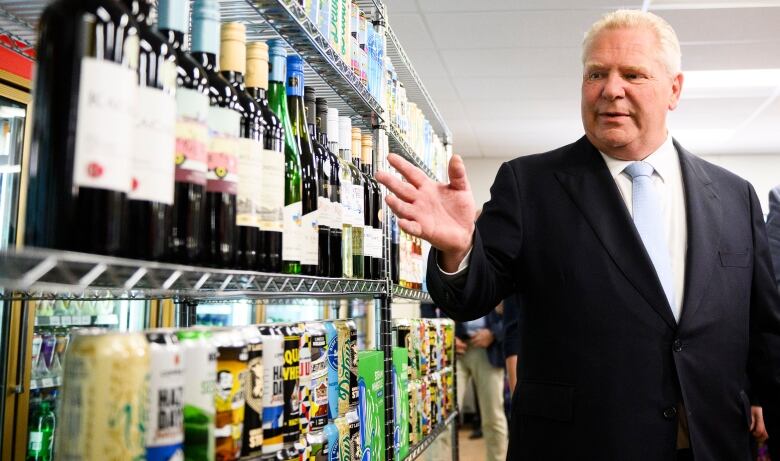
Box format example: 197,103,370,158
358,350,385,461
393,347,410,460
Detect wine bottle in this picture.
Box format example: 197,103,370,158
157,0,210,264
339,119,363,279
287,55,319,276
361,133,383,280
304,87,331,277
267,40,302,275
359,133,374,279
349,127,366,279
246,42,284,273
317,98,343,278
123,0,176,261
191,0,241,268
220,22,264,270
331,109,352,278
390,206,400,284
25,0,139,255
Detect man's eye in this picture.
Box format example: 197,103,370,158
588,72,603,80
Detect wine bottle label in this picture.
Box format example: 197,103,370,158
317,196,333,228
236,138,264,228
352,225,363,257
340,182,353,226
372,227,384,258
332,200,344,229
206,107,240,195
72,57,135,193
174,88,209,186
129,87,176,204
282,201,303,261
28,431,43,450
352,185,364,227
301,210,319,265
257,149,285,232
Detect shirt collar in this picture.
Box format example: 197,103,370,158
600,134,677,182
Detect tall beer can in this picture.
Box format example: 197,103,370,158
323,321,340,420
55,329,148,461
345,320,358,410
176,328,217,461
213,329,249,461
145,329,185,461
306,322,329,431
298,323,312,436
258,325,285,454
240,326,264,458
279,325,301,447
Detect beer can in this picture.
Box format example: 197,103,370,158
428,321,439,373
421,376,431,436
419,320,430,376
445,368,455,414
334,417,350,461
55,329,148,460
307,430,327,461
298,324,312,436
54,331,70,365
145,329,184,461
213,329,249,461
429,372,440,426
258,325,285,454
442,320,454,369
334,321,351,416
407,381,419,446
280,325,302,447
323,321,340,420
240,326,264,458
346,321,358,411
176,328,217,461
297,435,311,460
346,410,360,461
306,323,329,431
323,422,340,461
31,333,42,373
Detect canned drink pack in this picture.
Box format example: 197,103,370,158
213,329,249,461
442,320,454,369
324,422,340,461
334,321,351,416
280,325,302,447
407,380,420,446
420,377,430,437
418,320,430,376
145,330,185,461
55,330,149,460
323,321,341,420
306,323,329,431
176,328,217,461
307,430,327,461
240,326,264,458
299,324,312,436
391,319,415,382
429,372,441,425
427,321,439,373
334,417,350,461
392,347,410,460
341,320,359,409
346,410,360,461
258,325,285,454
358,350,384,461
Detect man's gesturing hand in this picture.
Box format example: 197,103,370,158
375,153,477,272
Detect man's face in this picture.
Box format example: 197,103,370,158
581,27,683,160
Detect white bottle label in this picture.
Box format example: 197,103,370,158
353,185,365,227
72,57,135,193
174,88,209,186
317,196,332,228
258,149,285,232
146,346,185,447
340,182,353,226
283,201,302,262
236,138,264,228
29,431,42,450
206,107,240,194
129,86,176,204
301,210,319,266
332,200,344,229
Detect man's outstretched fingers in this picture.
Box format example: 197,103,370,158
448,154,471,191
385,194,417,221
375,170,418,202
387,153,429,188
398,218,422,238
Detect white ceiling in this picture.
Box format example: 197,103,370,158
386,0,780,158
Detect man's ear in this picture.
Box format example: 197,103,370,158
669,72,684,111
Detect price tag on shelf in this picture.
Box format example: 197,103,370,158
48,317,60,326
95,314,118,325
60,316,72,326
76,316,91,325
40,378,54,388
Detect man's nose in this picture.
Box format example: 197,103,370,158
601,72,625,100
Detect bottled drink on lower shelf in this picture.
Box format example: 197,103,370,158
145,330,185,460
27,392,56,461
213,329,248,461
175,328,217,461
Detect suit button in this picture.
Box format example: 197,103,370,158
673,339,683,352
663,407,678,420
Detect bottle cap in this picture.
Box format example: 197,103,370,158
328,108,340,144
268,39,287,83
286,54,305,97
351,128,362,157
339,116,352,151
219,22,246,74
316,97,328,114
157,0,188,33
246,42,269,89
362,134,373,164
304,86,316,103
191,0,220,55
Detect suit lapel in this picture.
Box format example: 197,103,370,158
676,141,721,327
554,137,677,330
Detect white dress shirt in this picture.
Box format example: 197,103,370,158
440,134,688,321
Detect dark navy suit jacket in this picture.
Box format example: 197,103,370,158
427,136,780,461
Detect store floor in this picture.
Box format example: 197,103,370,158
458,428,486,459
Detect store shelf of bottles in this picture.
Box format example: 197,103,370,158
392,284,432,303
0,248,387,300
387,121,439,181
29,375,61,391
34,314,119,327
220,0,383,129
403,412,458,461
385,25,451,145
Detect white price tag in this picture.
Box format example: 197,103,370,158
48,317,60,326
41,378,54,388
78,316,91,325
60,316,72,326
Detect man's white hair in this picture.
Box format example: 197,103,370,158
582,9,682,75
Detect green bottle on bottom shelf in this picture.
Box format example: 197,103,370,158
27,397,56,461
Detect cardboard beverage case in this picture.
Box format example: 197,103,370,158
392,347,410,460
358,350,385,461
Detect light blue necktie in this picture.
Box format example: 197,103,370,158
623,161,677,321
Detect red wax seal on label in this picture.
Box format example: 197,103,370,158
87,162,103,178
131,177,139,191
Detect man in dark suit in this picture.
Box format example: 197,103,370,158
376,9,780,461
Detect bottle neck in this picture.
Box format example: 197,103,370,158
246,86,267,101
126,0,153,27
341,148,352,163
192,51,217,72
221,70,246,90
159,29,185,51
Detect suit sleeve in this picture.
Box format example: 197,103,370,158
746,183,780,411
426,161,524,321
502,293,522,359
767,186,780,288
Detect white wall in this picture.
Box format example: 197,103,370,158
464,155,780,215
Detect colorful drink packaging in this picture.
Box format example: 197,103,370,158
176,328,217,461
346,320,359,409
407,380,420,446
334,321,351,416
258,325,285,454
307,322,329,431
358,350,384,461
298,324,312,436
442,320,454,369
144,329,185,461
334,417,350,461
213,329,249,461
323,422,340,461
55,330,149,460
392,347,410,460
407,319,420,380
307,429,327,461
280,325,302,448
240,326,264,458
419,320,430,376
446,368,455,414
429,372,440,425
421,376,431,436
324,321,341,420
427,321,439,373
